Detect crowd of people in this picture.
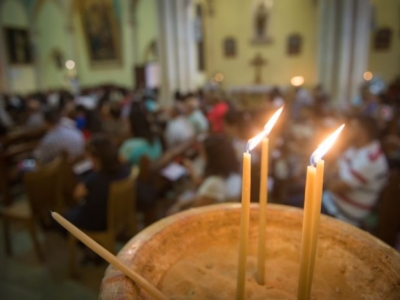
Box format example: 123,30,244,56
0,75,400,248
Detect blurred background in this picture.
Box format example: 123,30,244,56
0,0,398,101
0,0,400,299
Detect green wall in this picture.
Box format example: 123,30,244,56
368,0,400,83
203,0,319,88
59,0,158,89
2,0,400,94
36,1,72,89
2,0,159,93
137,0,158,64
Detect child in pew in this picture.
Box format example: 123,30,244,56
167,134,241,214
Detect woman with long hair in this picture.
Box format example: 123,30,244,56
119,102,162,165
168,134,241,214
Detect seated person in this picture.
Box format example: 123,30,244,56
168,134,241,214
165,104,195,148
25,98,44,128
207,95,229,133
323,116,388,225
223,109,252,164
64,136,131,231
119,110,162,165
33,109,85,164
185,95,209,134
101,102,130,144
74,105,88,131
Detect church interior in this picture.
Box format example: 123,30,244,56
1,0,400,299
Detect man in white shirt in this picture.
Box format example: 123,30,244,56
165,104,195,148
33,109,85,164
323,116,388,225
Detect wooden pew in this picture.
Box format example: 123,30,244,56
0,127,45,205
139,137,199,187
0,126,45,147
137,137,199,225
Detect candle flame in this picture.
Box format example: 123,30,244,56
311,124,345,165
246,107,284,151
264,106,284,135
247,130,266,152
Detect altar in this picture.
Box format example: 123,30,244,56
226,84,290,109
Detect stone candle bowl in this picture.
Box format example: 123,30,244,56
100,204,400,299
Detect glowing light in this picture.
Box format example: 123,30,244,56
65,60,75,70
363,71,373,81
311,124,345,165
264,106,283,135
246,107,284,151
214,72,224,82
291,76,304,87
247,130,266,152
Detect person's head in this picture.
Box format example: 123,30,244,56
75,104,87,118
270,86,281,99
347,115,379,148
203,134,239,178
109,103,122,120
174,90,183,102
43,108,61,130
184,95,200,114
86,135,122,174
27,98,41,113
129,102,156,143
223,109,252,139
169,105,180,119
99,102,111,119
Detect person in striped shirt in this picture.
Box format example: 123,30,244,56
322,115,388,226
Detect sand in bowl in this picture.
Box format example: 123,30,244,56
100,204,400,300
160,226,366,299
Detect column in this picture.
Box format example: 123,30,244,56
157,0,178,106
157,0,197,106
317,0,371,108
336,0,354,106
350,0,371,101
185,0,197,91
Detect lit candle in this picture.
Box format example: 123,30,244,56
257,137,268,285
237,107,283,299
236,130,267,299
236,150,251,300
257,107,283,285
51,212,169,300
297,165,316,299
297,125,345,300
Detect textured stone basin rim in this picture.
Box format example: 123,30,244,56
100,203,400,300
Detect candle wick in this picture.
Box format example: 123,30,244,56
310,155,316,167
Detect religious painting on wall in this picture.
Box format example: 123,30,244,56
287,34,302,55
374,27,392,50
251,0,273,44
79,0,121,66
223,37,237,58
3,27,33,65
